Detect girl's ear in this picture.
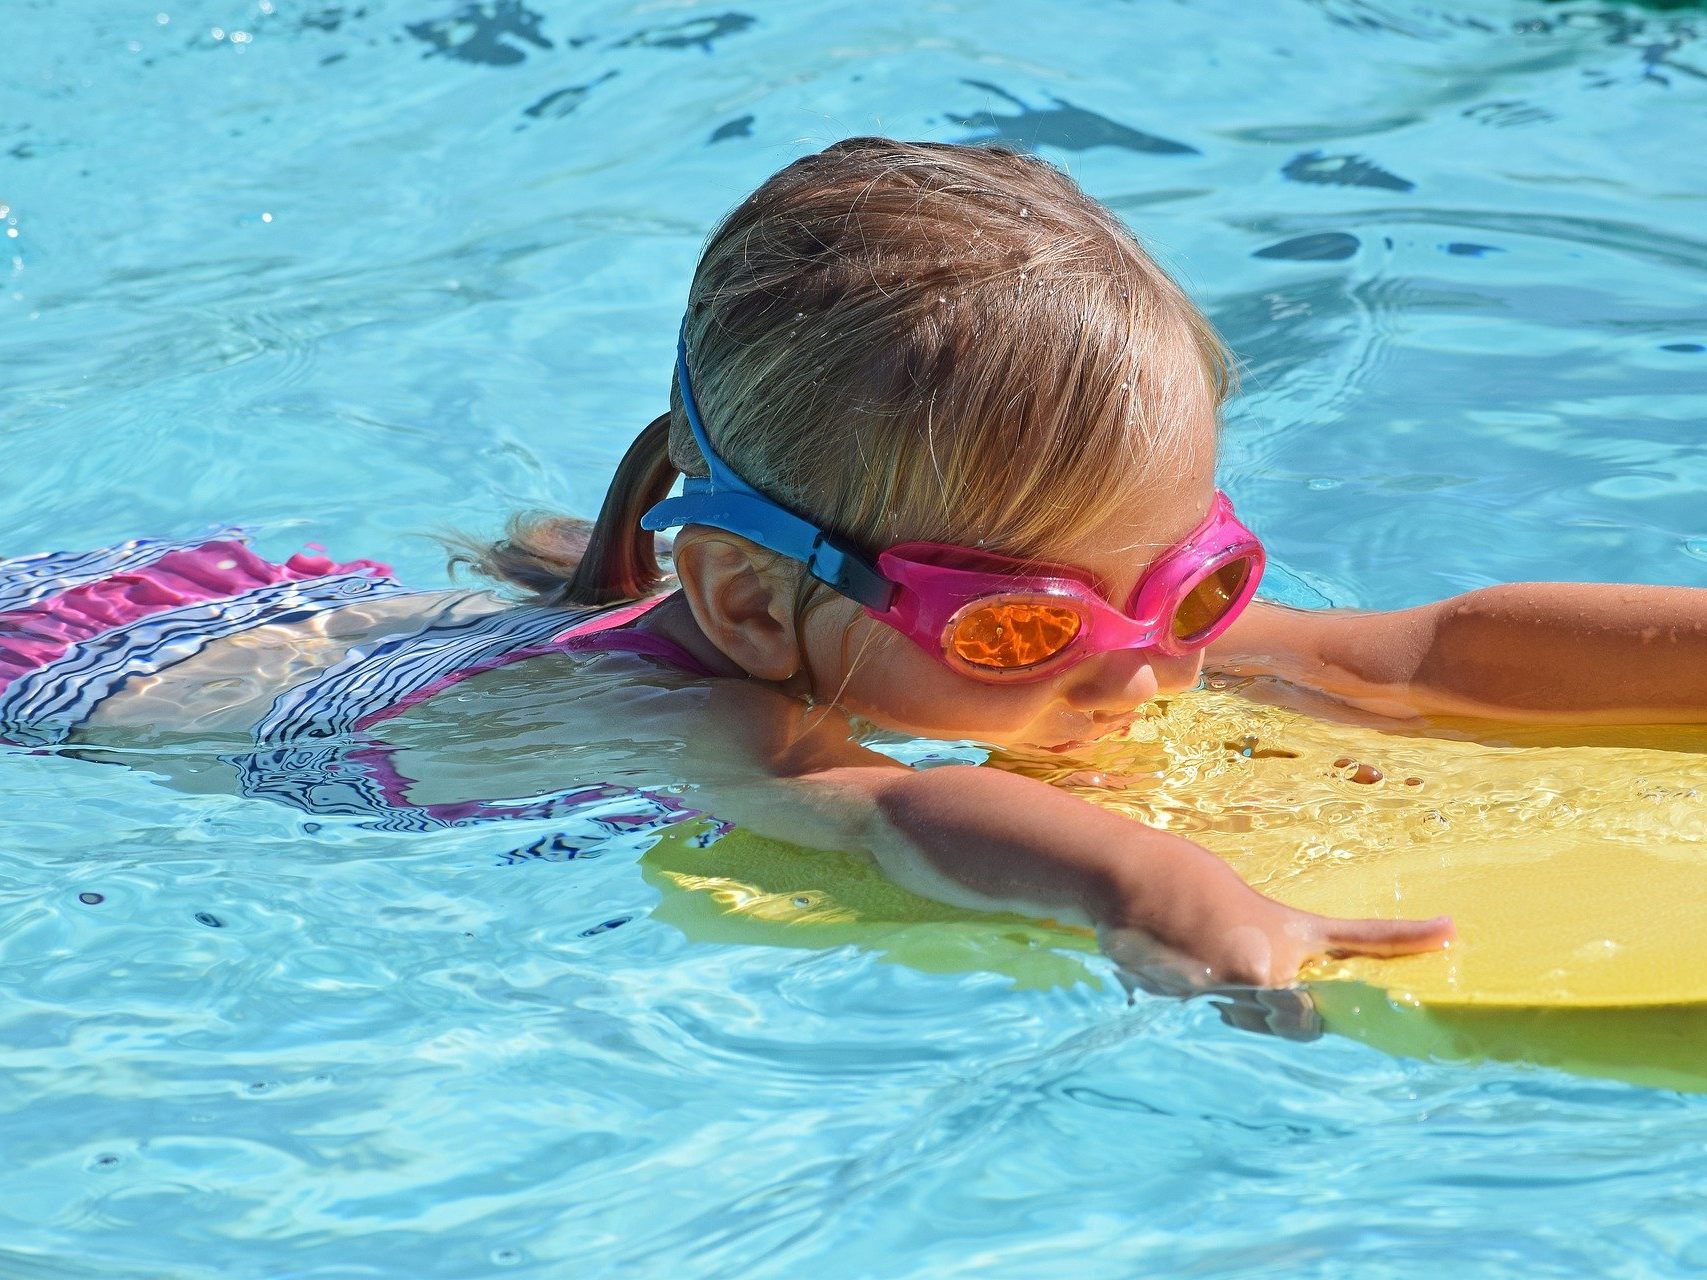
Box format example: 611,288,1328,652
672,531,802,681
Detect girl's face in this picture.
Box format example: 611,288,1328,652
799,417,1221,752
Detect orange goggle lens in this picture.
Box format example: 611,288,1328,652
947,600,1084,672
1170,557,1253,645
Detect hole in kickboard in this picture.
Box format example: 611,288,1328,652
1224,736,1300,760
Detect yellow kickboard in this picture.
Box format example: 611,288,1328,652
642,685,1707,1087
1071,687,1707,1010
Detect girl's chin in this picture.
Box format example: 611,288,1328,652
1036,720,1138,754
1039,737,1106,756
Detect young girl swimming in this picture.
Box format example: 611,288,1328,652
4,139,1704,991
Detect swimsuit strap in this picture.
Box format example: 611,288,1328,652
552,595,717,677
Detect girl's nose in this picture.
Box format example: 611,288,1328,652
1154,648,1207,696
1062,649,1160,712
1063,647,1204,712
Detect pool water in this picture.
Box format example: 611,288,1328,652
4,0,1707,1275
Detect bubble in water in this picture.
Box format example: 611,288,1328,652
1684,537,1707,564
1333,758,1383,784
194,911,224,928
78,891,104,905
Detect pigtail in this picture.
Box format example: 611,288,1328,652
446,413,678,607
563,411,679,604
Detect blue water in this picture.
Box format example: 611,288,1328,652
4,0,1707,1275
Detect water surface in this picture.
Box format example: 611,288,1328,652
3,1,1706,1275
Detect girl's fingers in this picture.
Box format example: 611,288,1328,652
1319,914,1455,958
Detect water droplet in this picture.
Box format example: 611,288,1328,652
155,11,170,23
1683,537,1707,563
1306,478,1338,491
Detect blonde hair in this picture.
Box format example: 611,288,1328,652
452,137,1232,606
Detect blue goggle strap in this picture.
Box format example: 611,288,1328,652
638,329,898,613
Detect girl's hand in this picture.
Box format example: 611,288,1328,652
1093,841,1454,993
1097,858,1452,1040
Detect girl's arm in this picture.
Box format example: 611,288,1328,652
690,683,1452,989
1209,585,1707,723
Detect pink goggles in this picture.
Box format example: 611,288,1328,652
640,324,1264,686
866,491,1265,683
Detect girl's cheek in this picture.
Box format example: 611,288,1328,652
803,612,1051,739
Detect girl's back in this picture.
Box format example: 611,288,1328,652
0,530,706,832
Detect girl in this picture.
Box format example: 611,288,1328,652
4,139,1703,992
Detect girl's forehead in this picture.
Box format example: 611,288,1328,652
1057,408,1220,569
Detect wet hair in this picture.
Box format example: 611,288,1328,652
451,136,1232,606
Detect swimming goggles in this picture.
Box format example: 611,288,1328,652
640,328,1266,683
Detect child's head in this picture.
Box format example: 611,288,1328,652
466,138,1239,748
